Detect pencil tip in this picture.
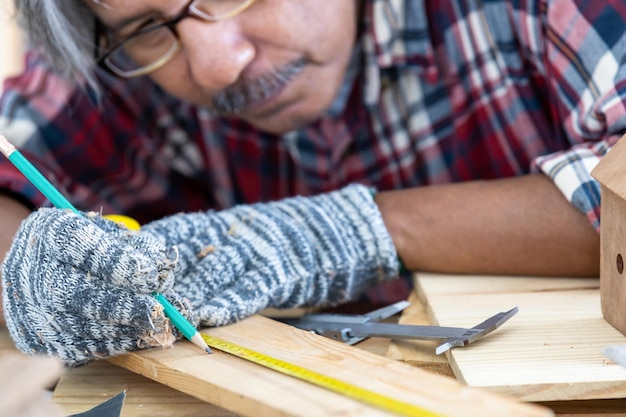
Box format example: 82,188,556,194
206,347,213,354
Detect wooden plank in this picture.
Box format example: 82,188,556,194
0,324,230,417
50,320,392,416
108,315,552,417
414,274,599,297
52,361,237,417
385,292,454,377
0,325,15,355
414,273,626,402
538,399,626,417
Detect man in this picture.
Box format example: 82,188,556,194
0,0,621,366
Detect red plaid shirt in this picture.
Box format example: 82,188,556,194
1,0,625,302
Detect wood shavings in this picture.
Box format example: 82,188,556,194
197,245,216,258
138,304,176,349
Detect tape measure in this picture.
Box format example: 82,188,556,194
98,213,443,416
201,333,445,417
102,214,141,230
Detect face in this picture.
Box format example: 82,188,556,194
88,0,360,134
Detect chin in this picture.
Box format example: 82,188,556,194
193,88,331,134
241,96,331,134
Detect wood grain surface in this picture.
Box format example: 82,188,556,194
413,273,626,402
0,325,231,417
52,360,237,417
107,315,552,417
385,292,454,377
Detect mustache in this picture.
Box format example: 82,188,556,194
211,58,305,114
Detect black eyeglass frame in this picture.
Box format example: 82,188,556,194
94,0,256,78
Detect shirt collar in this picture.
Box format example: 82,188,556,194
360,0,438,106
325,42,362,118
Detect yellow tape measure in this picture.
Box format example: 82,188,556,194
103,214,141,230
98,212,443,416
201,333,445,417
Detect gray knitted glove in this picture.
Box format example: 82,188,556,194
141,184,400,326
2,209,191,366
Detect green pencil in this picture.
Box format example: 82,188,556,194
0,132,210,354
0,134,79,213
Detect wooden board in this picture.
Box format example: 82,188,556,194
0,326,15,355
52,360,238,417
50,318,391,417
413,273,626,402
108,315,552,417
385,292,454,377
0,324,234,416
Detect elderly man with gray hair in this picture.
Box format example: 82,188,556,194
0,0,623,366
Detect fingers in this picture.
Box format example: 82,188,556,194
2,263,176,365
8,317,173,366
14,256,167,326
2,208,187,366
11,208,175,293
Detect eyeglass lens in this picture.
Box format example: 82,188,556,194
105,0,255,77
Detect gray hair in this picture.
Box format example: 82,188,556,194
14,1,98,88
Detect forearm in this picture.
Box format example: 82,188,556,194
375,174,600,277
0,195,31,323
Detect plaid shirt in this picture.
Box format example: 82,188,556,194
1,0,625,302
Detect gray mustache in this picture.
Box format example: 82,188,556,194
211,58,305,114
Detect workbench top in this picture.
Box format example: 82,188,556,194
3,272,626,416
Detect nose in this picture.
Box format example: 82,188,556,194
176,18,255,89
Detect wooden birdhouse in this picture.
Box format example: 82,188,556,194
591,135,626,335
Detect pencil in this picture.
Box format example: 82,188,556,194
0,132,211,354
153,292,211,353
0,134,79,213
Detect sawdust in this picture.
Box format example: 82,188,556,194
197,244,216,258
137,303,176,348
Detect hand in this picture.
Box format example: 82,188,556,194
1,209,191,366
141,184,400,326
0,353,64,417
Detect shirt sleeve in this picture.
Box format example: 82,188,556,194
0,52,75,209
531,0,626,231
0,51,188,221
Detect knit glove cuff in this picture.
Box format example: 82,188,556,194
275,183,399,307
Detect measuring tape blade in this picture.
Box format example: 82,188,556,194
201,333,445,417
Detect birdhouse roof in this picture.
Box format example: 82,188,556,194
591,135,626,198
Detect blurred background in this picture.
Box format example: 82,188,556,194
0,0,25,94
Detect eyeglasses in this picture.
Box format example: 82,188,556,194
95,0,257,78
